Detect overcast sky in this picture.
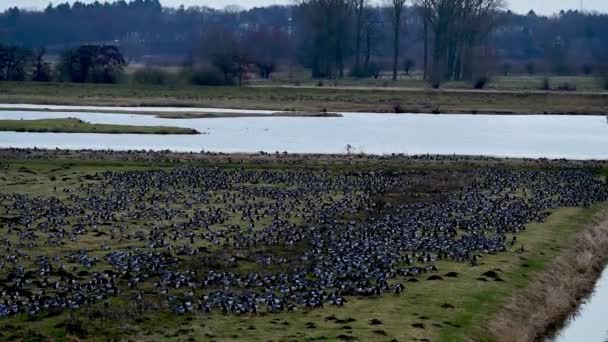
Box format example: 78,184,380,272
2,0,607,15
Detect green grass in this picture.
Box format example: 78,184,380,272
0,81,606,115
0,117,199,134
0,158,605,341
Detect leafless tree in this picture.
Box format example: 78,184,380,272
416,0,505,86
296,0,354,79
363,6,380,72
390,0,407,81
413,0,432,80
353,0,367,72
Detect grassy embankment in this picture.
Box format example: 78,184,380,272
131,65,606,92
259,72,608,91
0,118,199,134
0,81,607,115
491,211,608,341
0,155,605,341
489,166,608,341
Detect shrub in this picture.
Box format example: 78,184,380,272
393,103,404,113
132,67,172,85
540,77,550,91
188,67,231,86
582,64,594,76
557,82,576,91
59,45,126,84
348,66,365,78
348,63,381,79
32,64,52,82
403,58,415,75
473,76,489,89
526,62,536,75
54,317,87,338
369,63,381,79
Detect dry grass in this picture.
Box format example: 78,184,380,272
490,210,608,342
0,118,200,135
0,82,607,115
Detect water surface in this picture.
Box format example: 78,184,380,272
551,267,608,342
0,110,606,159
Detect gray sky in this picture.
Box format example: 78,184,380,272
2,0,608,14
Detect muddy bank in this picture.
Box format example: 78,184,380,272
0,106,342,119
1,82,607,115
155,111,342,119
490,210,608,341
552,267,608,341
1,147,608,168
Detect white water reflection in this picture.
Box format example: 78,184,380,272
552,267,608,342
0,110,606,159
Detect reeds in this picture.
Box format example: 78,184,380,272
490,211,608,342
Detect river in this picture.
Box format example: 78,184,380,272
551,267,608,342
0,106,606,159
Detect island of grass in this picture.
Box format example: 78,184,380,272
0,117,200,134
155,111,343,119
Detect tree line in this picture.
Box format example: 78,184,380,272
0,0,607,87
0,44,126,83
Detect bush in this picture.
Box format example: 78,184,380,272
431,81,441,89
403,58,415,75
188,67,231,86
348,63,381,79
132,67,172,85
393,103,404,113
32,64,52,82
557,82,577,91
526,62,536,75
540,77,550,90
348,66,365,78
369,63,381,79
582,64,594,76
473,76,489,89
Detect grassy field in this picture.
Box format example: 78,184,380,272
0,155,605,341
0,118,199,134
128,65,608,92
0,81,607,115
261,71,608,92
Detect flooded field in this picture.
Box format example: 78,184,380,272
0,108,606,159
552,267,608,342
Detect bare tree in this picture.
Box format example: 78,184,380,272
417,0,505,86
353,0,367,72
413,0,432,80
458,0,506,81
390,0,407,81
296,0,354,79
363,6,380,73
0,45,31,81
244,27,290,79
32,47,51,82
